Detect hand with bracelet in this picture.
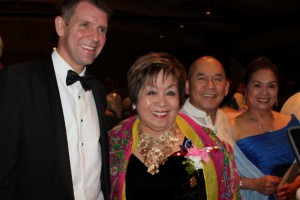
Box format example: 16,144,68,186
240,176,281,195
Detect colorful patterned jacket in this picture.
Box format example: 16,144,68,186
109,113,242,200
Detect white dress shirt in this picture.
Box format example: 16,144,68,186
52,51,103,200
180,98,234,147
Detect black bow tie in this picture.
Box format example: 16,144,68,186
66,70,94,91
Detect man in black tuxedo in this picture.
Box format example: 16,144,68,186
0,0,112,199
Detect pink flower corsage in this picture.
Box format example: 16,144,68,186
182,146,210,175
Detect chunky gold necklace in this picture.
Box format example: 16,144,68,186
137,125,181,175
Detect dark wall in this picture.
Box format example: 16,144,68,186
1,15,300,94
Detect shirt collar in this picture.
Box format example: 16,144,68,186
52,50,87,88
181,98,221,130
182,98,209,118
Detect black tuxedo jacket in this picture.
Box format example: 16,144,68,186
0,55,110,200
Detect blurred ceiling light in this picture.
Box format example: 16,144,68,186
205,10,211,15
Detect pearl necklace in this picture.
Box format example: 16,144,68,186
137,125,181,175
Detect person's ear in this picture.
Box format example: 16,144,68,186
55,16,65,37
185,80,190,95
224,80,229,96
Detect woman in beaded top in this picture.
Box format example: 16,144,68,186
108,52,241,200
230,57,300,200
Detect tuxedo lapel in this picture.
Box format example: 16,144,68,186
92,83,107,136
91,82,110,199
91,82,107,154
42,56,74,198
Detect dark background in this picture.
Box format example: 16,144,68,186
1,0,300,99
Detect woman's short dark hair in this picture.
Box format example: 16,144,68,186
127,52,186,106
60,0,113,24
244,56,279,86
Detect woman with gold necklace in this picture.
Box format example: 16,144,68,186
109,52,241,200
230,57,300,200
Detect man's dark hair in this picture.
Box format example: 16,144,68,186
60,0,113,24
